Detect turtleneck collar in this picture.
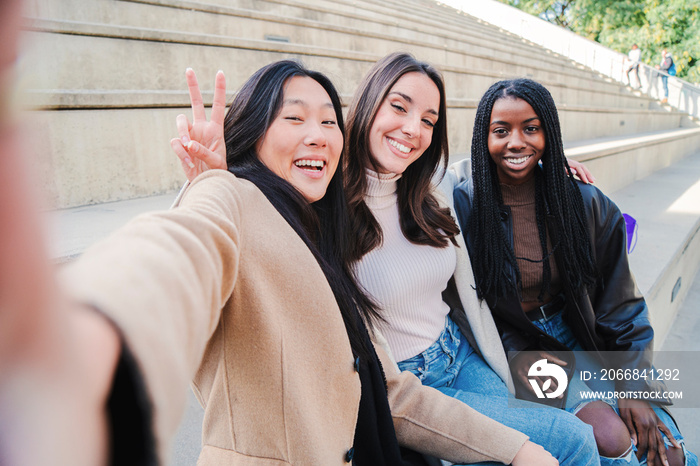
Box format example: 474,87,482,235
500,175,536,207
364,169,401,210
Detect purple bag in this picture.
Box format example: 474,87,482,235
623,213,637,254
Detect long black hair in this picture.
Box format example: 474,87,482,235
344,52,459,261
223,60,379,357
469,78,596,300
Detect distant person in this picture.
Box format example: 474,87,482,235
655,48,676,103
625,44,641,89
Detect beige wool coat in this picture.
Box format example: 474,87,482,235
62,170,527,465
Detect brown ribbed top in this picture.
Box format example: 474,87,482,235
500,177,561,307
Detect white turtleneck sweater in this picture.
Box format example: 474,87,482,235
353,170,456,361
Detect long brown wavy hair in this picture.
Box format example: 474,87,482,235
345,52,459,261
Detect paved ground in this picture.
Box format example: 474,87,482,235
660,268,700,455
48,193,177,261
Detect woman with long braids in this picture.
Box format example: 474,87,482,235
177,53,601,465
453,78,697,466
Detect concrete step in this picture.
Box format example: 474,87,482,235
26,0,695,209
26,0,631,99
24,17,622,103
565,127,700,194
659,266,700,454
610,150,700,346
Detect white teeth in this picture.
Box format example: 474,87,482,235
294,159,325,169
506,156,530,165
388,138,411,154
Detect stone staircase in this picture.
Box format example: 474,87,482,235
29,0,700,345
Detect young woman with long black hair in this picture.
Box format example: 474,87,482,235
453,78,697,466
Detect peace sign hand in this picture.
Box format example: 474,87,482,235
170,68,228,181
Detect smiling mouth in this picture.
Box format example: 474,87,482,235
387,137,411,154
294,159,326,171
505,155,532,166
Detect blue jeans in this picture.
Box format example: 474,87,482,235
397,317,600,466
661,75,669,97
532,309,698,466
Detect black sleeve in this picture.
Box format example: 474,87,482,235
108,341,158,466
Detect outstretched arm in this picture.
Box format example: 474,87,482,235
171,68,228,181
0,67,119,466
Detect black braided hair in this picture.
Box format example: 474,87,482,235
469,78,596,301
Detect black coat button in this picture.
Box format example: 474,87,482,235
345,447,355,462
354,357,360,372
500,210,509,221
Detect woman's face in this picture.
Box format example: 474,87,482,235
257,76,343,203
368,72,440,174
488,97,545,186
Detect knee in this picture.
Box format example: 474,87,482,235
666,445,685,466
547,410,598,461
576,401,633,458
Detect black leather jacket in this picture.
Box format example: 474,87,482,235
453,176,668,399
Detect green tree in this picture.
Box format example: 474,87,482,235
499,0,700,83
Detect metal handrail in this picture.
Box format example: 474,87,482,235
440,0,700,119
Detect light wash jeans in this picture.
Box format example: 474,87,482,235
661,75,669,98
397,317,600,466
531,309,698,466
